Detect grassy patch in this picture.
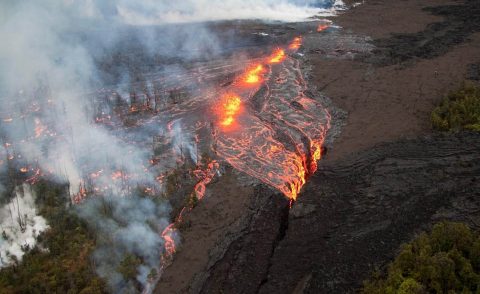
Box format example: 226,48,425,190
362,222,480,294
431,83,480,131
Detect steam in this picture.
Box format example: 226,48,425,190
116,0,345,25
76,195,176,292
0,184,49,267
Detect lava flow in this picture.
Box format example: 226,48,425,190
317,24,330,32
242,64,266,85
214,36,330,200
218,93,242,128
268,48,286,64
289,37,302,50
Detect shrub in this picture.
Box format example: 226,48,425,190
0,181,108,293
431,83,480,131
362,222,480,294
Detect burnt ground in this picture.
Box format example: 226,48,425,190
155,1,480,293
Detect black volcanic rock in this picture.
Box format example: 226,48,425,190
371,0,480,66
200,132,480,294
467,62,480,81
199,185,289,294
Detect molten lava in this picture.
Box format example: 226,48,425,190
269,48,286,64
289,37,302,51
193,160,219,200
218,93,242,128
215,37,330,200
242,64,265,84
317,24,330,32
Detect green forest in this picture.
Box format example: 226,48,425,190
363,222,480,294
0,181,108,294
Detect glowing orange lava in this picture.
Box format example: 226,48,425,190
269,48,286,64
215,37,330,201
34,118,46,138
193,160,219,200
317,24,330,32
289,37,302,51
218,93,242,127
242,64,265,84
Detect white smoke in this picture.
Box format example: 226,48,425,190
76,195,177,292
116,0,345,25
0,184,49,268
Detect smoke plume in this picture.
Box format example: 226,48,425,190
0,184,49,267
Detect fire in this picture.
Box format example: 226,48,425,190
218,93,242,127
193,160,219,200
111,171,124,180
72,184,88,204
289,37,302,51
317,24,330,32
161,223,176,259
25,168,41,184
269,48,286,64
90,169,103,179
34,118,46,138
243,64,265,84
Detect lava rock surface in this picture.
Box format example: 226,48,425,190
371,0,480,66
201,132,480,294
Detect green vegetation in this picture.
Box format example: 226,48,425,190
186,192,199,209
118,254,142,281
363,222,480,294
0,180,108,294
431,83,480,131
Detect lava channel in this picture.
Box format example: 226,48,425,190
214,38,330,200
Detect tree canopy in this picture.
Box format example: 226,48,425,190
363,222,480,294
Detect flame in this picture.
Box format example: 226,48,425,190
111,171,124,180
242,64,265,84
289,37,302,51
161,223,176,259
72,184,88,204
90,169,103,179
269,48,286,64
218,93,242,127
25,168,41,184
193,160,219,200
34,118,46,138
317,24,329,32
